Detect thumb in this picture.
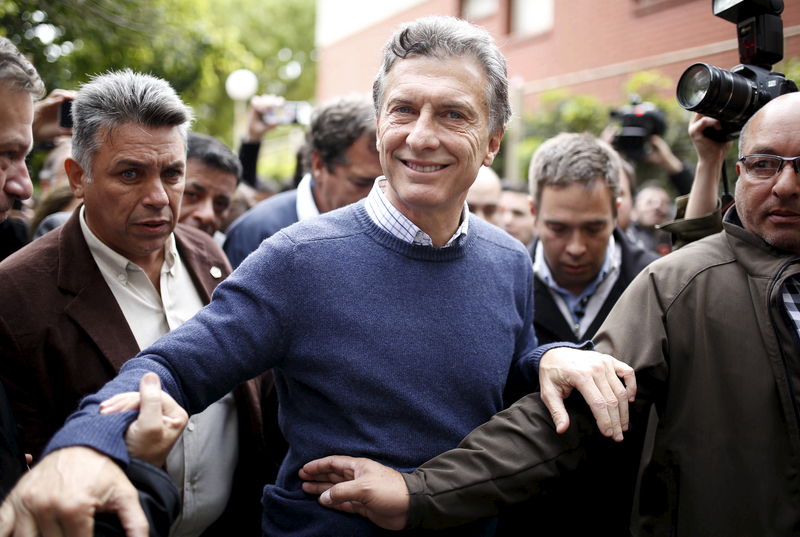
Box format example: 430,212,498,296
320,480,367,507
137,373,162,426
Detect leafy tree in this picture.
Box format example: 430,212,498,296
0,0,315,152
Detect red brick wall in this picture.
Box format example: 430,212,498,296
316,0,800,110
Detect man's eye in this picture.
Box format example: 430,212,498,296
446,111,464,120
121,169,137,179
183,191,199,201
164,169,183,181
752,158,778,170
394,106,413,114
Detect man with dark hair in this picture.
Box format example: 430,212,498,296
527,133,657,346
0,70,269,537
179,133,240,237
223,95,382,267
0,18,632,537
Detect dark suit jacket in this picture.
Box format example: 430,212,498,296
530,227,659,345
0,209,278,536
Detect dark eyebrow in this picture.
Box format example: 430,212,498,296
164,161,185,171
186,181,208,193
746,146,779,156
112,159,149,169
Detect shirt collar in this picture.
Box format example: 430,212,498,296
364,177,469,248
79,205,177,276
296,173,321,222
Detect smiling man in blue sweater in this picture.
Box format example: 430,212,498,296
0,16,635,537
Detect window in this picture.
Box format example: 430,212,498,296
509,0,554,36
461,0,498,20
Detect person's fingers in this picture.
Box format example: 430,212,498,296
99,393,140,414
615,361,637,402
301,481,334,496
107,483,149,537
299,456,357,482
33,496,88,537
539,382,571,434
0,501,17,537
603,361,630,435
588,367,622,441
571,374,614,439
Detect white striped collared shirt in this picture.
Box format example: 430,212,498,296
364,177,469,248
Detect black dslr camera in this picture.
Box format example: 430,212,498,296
610,98,667,161
676,0,797,141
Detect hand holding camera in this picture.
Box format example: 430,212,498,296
676,0,797,141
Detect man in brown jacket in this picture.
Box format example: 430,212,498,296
0,70,271,537
299,91,800,537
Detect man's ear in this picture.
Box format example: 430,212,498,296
482,130,504,166
65,158,86,199
310,150,326,182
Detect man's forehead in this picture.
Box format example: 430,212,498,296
186,159,237,195
99,123,185,159
744,96,800,151
0,86,34,149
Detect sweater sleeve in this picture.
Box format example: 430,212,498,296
44,232,299,464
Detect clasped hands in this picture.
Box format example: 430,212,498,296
0,373,186,537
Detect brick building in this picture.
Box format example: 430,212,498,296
316,0,800,108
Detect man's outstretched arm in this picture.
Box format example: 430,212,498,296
302,391,643,530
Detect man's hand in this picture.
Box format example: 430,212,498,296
244,94,284,142
32,89,76,143
100,373,187,467
685,113,732,219
299,456,409,530
688,113,731,165
0,446,148,537
645,134,684,175
539,348,636,442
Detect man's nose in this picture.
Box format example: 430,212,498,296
773,160,800,198
565,232,586,256
4,161,33,202
406,111,439,152
143,178,170,207
193,198,216,226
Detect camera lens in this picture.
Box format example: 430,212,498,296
676,62,756,123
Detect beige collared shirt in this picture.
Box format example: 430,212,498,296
80,207,238,537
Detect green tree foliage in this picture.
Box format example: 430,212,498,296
0,0,315,147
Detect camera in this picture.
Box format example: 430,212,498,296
610,98,667,161
58,99,73,129
676,0,797,141
261,101,312,126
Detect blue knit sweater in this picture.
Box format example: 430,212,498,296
48,201,554,536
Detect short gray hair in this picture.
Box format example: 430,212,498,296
528,133,621,216
372,16,510,134
0,37,45,97
72,69,193,175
